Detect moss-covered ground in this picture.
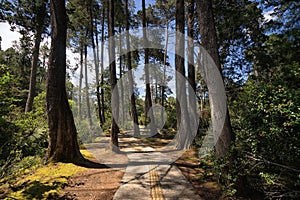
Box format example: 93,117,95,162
0,150,93,200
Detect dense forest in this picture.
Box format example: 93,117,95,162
0,0,299,199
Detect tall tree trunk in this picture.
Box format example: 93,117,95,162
195,0,233,157
78,46,83,120
89,4,103,125
187,0,196,93
161,20,169,122
108,0,119,149
25,26,43,112
40,45,49,82
84,43,93,128
175,0,190,149
125,0,140,136
100,5,106,123
187,0,198,133
142,0,156,134
46,0,83,162
119,26,125,125
94,11,104,125
25,1,46,112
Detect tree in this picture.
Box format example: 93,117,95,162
187,0,196,93
46,0,83,162
84,42,93,128
1,0,49,112
187,0,197,130
100,3,106,123
175,0,191,149
213,0,265,84
66,0,86,122
153,0,175,122
108,0,119,149
125,0,140,136
88,0,103,126
142,0,156,134
25,0,48,112
196,0,233,157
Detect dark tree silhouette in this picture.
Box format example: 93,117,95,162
46,0,83,162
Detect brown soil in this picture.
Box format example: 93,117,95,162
175,148,222,200
60,167,124,200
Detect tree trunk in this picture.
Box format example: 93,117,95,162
78,46,83,120
125,0,140,136
161,20,169,122
142,0,156,134
119,26,125,126
175,0,190,149
187,0,198,134
84,43,93,128
187,0,196,93
46,0,83,163
25,0,47,113
100,5,106,123
108,0,119,149
195,0,233,157
89,4,103,126
25,26,43,113
95,15,104,125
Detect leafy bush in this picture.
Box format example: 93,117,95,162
228,61,300,199
0,91,48,179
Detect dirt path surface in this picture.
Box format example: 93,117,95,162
60,134,221,200
61,168,124,200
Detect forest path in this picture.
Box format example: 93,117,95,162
61,133,221,199
113,135,201,200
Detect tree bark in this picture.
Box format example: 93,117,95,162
46,0,83,162
118,26,125,126
25,26,42,112
187,0,198,135
142,0,156,134
78,46,83,120
100,5,106,123
108,0,119,149
187,0,196,93
89,3,103,126
175,0,190,149
161,20,169,122
84,43,93,128
125,0,140,136
195,0,233,157
25,1,46,112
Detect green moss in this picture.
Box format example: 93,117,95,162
80,149,95,160
4,163,85,200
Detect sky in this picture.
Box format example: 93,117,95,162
0,22,21,50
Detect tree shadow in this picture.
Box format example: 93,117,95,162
74,157,127,169
22,180,60,199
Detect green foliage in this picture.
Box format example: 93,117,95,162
0,90,48,179
227,31,300,199
0,47,31,107
164,96,177,128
